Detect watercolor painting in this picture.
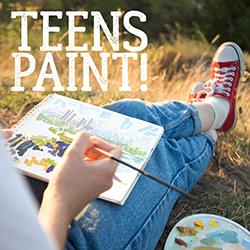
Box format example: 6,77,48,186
7,94,163,204
165,214,250,250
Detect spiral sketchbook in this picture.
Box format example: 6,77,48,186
7,94,163,205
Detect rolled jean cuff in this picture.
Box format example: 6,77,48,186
190,105,202,135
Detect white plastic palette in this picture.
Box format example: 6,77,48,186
164,214,250,250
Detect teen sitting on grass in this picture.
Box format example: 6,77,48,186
0,41,244,250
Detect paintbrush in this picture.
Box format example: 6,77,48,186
94,146,196,201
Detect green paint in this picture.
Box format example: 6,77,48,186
122,144,147,157
200,237,218,246
49,127,57,134
36,111,148,158
31,135,50,147
63,127,77,134
93,137,147,158
37,113,67,128
58,132,73,144
46,158,57,166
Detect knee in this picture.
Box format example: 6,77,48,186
104,99,150,119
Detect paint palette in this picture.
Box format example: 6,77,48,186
164,214,250,250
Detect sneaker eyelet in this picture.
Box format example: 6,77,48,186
232,66,236,71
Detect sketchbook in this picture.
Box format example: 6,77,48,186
7,94,163,205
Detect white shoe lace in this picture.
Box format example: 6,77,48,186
203,66,236,97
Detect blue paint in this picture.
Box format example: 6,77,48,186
242,239,250,250
32,145,42,151
206,230,222,238
220,230,239,243
16,140,35,156
46,165,55,173
46,141,69,157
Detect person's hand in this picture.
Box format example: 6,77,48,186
39,132,121,248
1,129,13,140
46,132,121,219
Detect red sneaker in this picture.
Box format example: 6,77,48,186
189,42,244,132
209,42,244,132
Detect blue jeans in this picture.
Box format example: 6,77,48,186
65,99,215,250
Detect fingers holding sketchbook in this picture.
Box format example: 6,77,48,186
1,129,13,140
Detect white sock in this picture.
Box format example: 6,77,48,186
204,96,230,129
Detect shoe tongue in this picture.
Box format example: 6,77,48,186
204,80,217,95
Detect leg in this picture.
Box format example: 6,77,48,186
194,102,215,132
103,99,222,138
66,134,215,250
103,99,202,139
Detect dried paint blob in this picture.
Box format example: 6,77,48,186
209,219,218,229
46,165,55,173
200,237,219,246
194,220,205,230
223,243,247,250
175,237,187,248
220,230,239,243
242,239,250,250
206,231,222,238
177,226,198,236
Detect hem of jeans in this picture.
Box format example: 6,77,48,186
202,133,216,146
201,133,217,157
123,166,187,250
192,108,202,135
161,103,202,136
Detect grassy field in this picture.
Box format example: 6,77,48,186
0,32,249,249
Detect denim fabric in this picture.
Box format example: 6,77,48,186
65,99,215,250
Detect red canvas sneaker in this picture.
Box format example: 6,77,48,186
188,42,244,132
209,42,244,132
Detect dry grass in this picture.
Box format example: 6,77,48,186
0,28,249,249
